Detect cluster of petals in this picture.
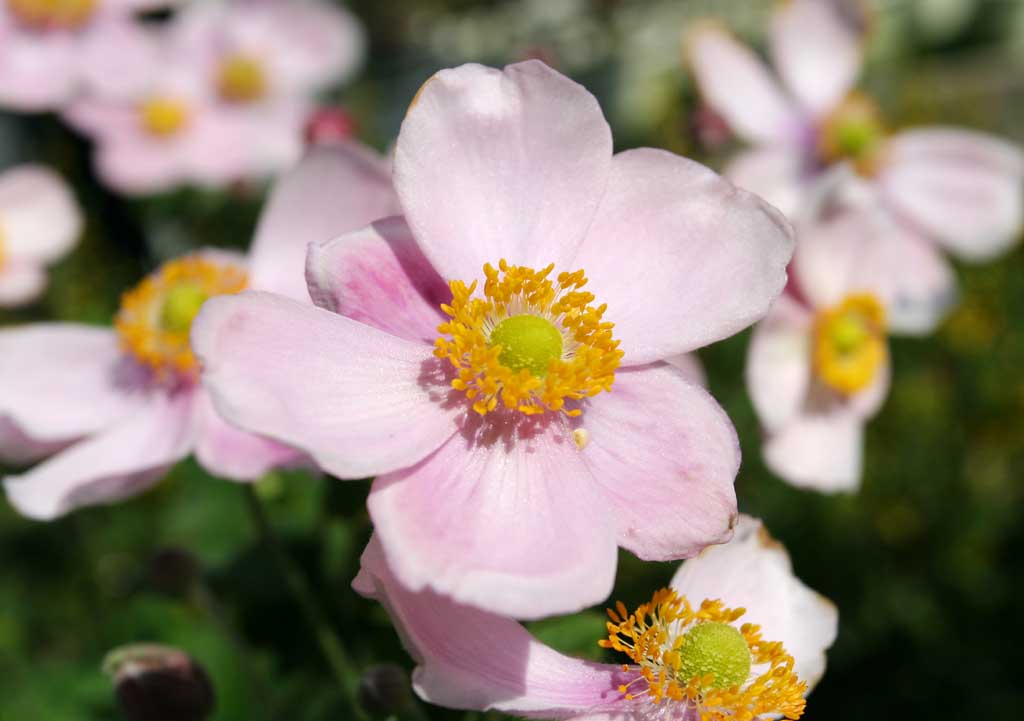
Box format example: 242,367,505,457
353,515,838,720
688,0,1024,336
63,0,365,194
1,142,396,519
0,164,82,307
192,59,796,619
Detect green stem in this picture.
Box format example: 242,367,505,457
242,486,368,720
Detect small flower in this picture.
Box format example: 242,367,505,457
0,144,396,518
0,165,82,307
686,0,1024,334
353,515,838,721
192,60,795,619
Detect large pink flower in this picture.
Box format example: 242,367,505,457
192,61,795,619
0,164,82,307
688,0,1024,334
353,515,838,720
1,144,397,519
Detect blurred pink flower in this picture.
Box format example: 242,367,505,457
0,164,82,307
191,60,795,619
688,0,1023,333
64,0,364,194
1,144,396,519
0,0,168,111
353,515,837,720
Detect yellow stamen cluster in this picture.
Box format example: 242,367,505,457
813,293,887,395
6,0,96,29
818,92,887,176
600,589,808,721
434,260,623,417
139,97,190,138
217,55,268,103
115,254,247,382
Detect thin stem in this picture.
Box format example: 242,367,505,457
242,486,368,720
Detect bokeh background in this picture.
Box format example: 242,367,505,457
2,0,1023,719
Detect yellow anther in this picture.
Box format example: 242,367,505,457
140,98,190,138
217,55,267,103
812,293,886,395
6,0,96,29
572,428,590,450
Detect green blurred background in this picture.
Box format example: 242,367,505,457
2,0,1023,719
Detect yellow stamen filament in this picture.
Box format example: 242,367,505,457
139,98,190,138
812,293,887,395
6,0,96,29
434,260,623,417
217,55,268,103
115,254,247,382
600,589,808,721
818,92,887,176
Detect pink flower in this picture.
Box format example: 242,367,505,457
687,0,1024,334
353,515,838,720
0,164,82,307
0,0,168,112
191,61,795,619
1,143,397,519
64,0,364,194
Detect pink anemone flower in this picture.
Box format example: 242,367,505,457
0,164,82,307
0,0,170,112
353,515,838,721
1,143,397,519
687,0,1024,334
191,60,795,619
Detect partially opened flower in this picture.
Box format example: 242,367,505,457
192,60,794,619
687,0,1024,333
1,144,397,518
353,515,838,720
0,164,82,307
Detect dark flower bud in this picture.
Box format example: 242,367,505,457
358,663,413,716
104,644,215,721
305,107,358,146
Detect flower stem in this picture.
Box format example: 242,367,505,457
242,486,368,720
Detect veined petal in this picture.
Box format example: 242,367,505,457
393,60,612,282
573,149,794,363
191,291,460,479
0,165,82,264
725,146,807,219
665,352,706,387
581,364,739,561
745,294,813,433
306,216,448,344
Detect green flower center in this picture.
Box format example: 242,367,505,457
160,283,208,333
834,117,881,161
677,621,752,690
830,313,870,355
489,314,563,377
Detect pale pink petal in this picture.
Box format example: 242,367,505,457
0,164,82,263
248,142,399,301
573,149,794,363
846,353,891,420
795,205,957,335
368,412,617,619
764,411,864,492
79,19,162,101
879,128,1024,262
93,136,191,195
745,295,813,433
0,31,78,111
0,261,45,307
665,352,706,387
192,390,304,482
191,291,460,479
394,60,612,283
669,515,838,690
306,217,448,344
725,146,807,219
581,364,738,561
3,390,194,520
770,0,863,117
686,22,801,144
0,417,70,465
0,324,149,445
355,537,626,716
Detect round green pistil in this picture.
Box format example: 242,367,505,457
831,314,868,355
836,119,879,160
160,283,208,333
677,622,751,690
489,314,563,377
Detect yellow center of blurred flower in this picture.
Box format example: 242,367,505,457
600,589,807,719
139,98,191,138
0,221,7,271
434,260,623,417
812,293,887,395
115,254,247,381
6,0,96,29
217,55,268,103
818,93,887,176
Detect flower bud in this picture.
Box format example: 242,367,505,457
304,107,358,146
104,644,215,721
357,663,413,716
